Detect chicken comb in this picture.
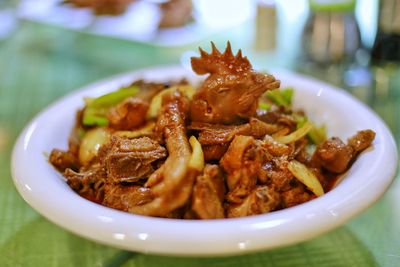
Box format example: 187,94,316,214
191,42,252,75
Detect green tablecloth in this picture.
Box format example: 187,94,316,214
1,21,399,267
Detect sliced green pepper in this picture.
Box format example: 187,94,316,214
308,124,327,145
294,114,326,145
294,114,308,129
258,102,271,111
265,87,294,107
82,85,139,126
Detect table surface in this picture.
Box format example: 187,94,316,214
1,20,399,267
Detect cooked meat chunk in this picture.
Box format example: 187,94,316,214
190,42,280,124
227,186,280,218
262,135,291,157
108,97,149,130
191,165,226,219
281,185,314,208
129,90,195,217
221,136,271,204
312,130,376,174
49,149,79,172
224,168,258,204
268,158,294,191
64,164,106,203
312,137,354,173
221,135,298,209
257,108,297,129
202,144,230,161
276,114,298,130
101,136,167,183
190,119,278,161
249,118,280,137
255,153,294,191
257,161,274,184
348,129,376,153
190,122,251,145
220,135,255,186
103,184,153,212
190,118,278,146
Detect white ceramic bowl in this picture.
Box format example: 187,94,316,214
11,66,398,256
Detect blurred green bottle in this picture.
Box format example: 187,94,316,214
302,0,361,65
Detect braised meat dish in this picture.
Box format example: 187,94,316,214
64,0,135,15
65,0,193,28
49,43,375,219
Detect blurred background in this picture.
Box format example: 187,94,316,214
1,0,399,141
0,0,400,266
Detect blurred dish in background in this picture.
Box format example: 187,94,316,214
158,0,192,28
65,0,136,16
65,0,193,29
17,0,255,46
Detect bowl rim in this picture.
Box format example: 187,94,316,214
11,65,398,256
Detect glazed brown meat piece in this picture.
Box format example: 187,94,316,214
190,122,250,145
108,97,149,130
101,136,167,183
189,118,278,161
281,185,314,208
255,141,296,190
266,158,294,191
221,136,271,206
190,42,280,124
220,135,256,188
49,149,79,172
220,135,257,203
348,129,376,153
313,130,376,174
129,90,195,217
64,163,106,203
190,118,278,145
227,185,280,218
202,144,230,161
262,135,291,157
224,167,258,204
191,165,226,219
312,137,354,173
103,184,153,212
